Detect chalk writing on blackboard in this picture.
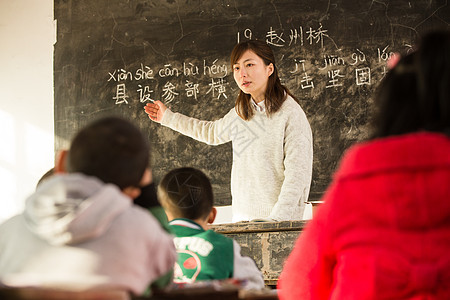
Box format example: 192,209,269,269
349,49,366,66
185,80,200,100
326,70,345,88
162,82,178,104
137,84,154,103
106,43,397,105
55,0,449,205
107,58,229,105
355,68,371,86
238,24,331,49
104,15,402,106
206,78,229,100
113,84,128,105
291,59,315,89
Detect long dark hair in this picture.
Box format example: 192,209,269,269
230,40,298,120
371,30,450,138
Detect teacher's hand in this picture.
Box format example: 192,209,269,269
144,101,167,123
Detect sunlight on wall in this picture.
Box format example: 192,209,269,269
0,110,16,165
0,110,54,221
0,110,18,220
25,122,54,176
0,167,16,221
0,0,54,223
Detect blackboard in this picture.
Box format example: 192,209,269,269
54,0,450,205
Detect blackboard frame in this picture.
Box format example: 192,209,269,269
54,0,450,205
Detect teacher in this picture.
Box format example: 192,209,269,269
144,40,313,222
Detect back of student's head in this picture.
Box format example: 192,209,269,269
67,116,150,190
158,167,213,220
372,29,450,138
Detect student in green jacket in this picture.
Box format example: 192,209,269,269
158,167,265,290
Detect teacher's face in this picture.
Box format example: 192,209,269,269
233,50,274,102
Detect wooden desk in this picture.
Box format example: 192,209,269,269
0,286,129,300
0,286,277,300
211,221,308,287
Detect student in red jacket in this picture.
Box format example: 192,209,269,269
278,29,450,300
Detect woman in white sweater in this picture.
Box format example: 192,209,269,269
145,40,313,222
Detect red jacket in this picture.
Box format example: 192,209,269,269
278,132,450,300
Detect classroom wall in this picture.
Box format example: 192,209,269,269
0,0,234,224
0,0,54,222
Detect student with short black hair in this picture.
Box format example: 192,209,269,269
158,167,265,290
0,117,177,296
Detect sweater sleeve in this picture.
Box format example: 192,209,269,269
160,108,236,145
269,102,313,221
232,240,265,290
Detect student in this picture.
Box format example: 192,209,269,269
278,30,450,299
34,169,173,295
0,117,177,296
145,40,313,222
133,182,174,293
134,182,172,234
35,169,174,294
158,167,265,290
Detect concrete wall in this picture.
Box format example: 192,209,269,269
0,0,54,222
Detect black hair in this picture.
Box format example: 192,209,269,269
371,29,450,138
67,116,150,189
158,167,213,220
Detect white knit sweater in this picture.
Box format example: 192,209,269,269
161,96,313,221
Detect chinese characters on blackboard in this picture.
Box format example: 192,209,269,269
108,59,229,104
107,23,398,105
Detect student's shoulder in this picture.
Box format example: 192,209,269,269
168,223,190,237
122,205,166,232
148,206,171,233
0,214,23,235
205,229,234,245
